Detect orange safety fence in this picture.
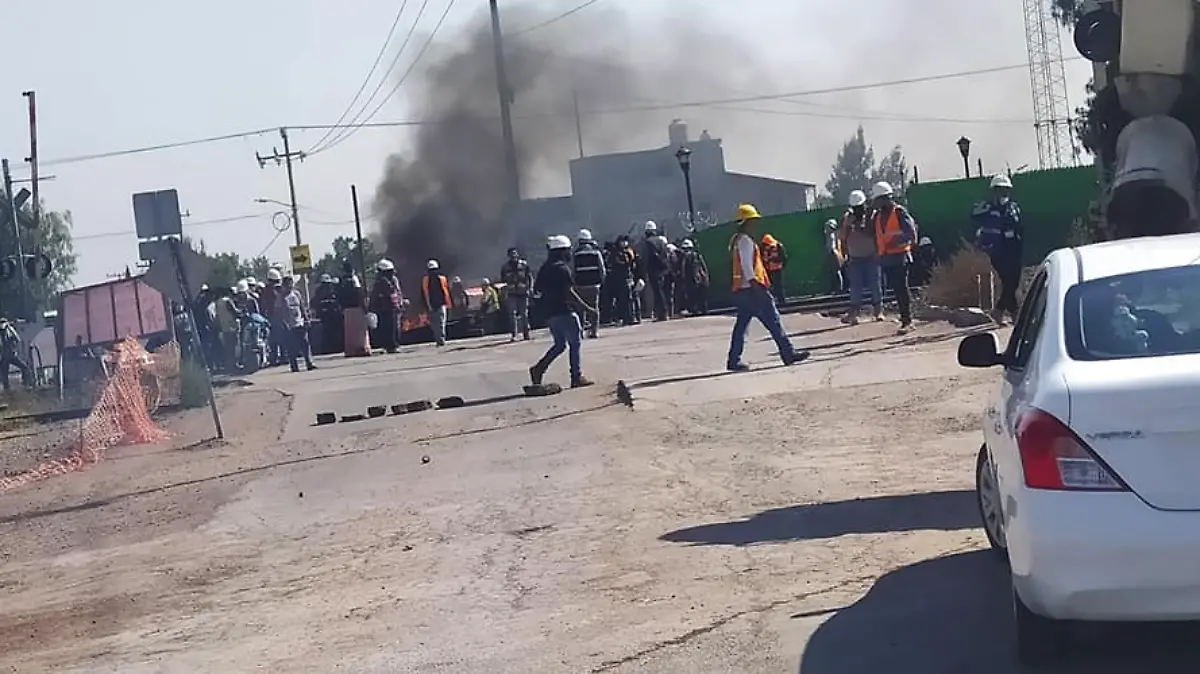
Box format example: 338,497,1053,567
0,338,180,492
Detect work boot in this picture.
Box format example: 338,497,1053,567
726,362,750,372
874,310,886,322
510,334,517,343
571,376,594,388
523,332,531,341
897,321,913,335
783,350,811,366
840,311,859,325
529,365,545,387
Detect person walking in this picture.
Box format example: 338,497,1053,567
500,247,533,342
278,274,317,372
529,235,593,388
760,233,788,304
973,174,1024,325
422,259,452,347
869,181,917,334
572,229,606,338
640,221,672,321
824,219,847,292
725,204,810,372
369,258,405,353
679,238,710,315
0,317,33,392
837,189,884,324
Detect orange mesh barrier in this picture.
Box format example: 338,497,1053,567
402,312,431,331
0,339,178,492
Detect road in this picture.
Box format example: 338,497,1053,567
1,312,1199,673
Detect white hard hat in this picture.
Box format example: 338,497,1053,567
452,276,462,283
848,190,867,207
547,234,572,250
680,239,694,249
200,283,209,291
244,276,257,287
918,236,933,246
481,277,491,285
256,281,266,288
869,182,894,199
377,258,395,271
235,280,249,293
578,228,594,242
426,259,439,270
319,274,333,283
266,268,283,281
825,219,839,230
644,220,658,233
990,174,1013,189
667,243,678,252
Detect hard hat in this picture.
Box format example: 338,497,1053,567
267,268,282,281
319,274,333,283
507,247,519,256
452,276,462,283
848,190,867,207
200,283,209,291
578,228,594,242
244,276,257,287
547,234,572,250
869,182,894,199
735,203,761,221
667,243,678,252
481,277,491,285
680,239,694,249
990,174,1013,189
918,236,933,246
643,220,658,233
256,281,266,288
825,219,838,231
427,259,439,270
235,280,249,294
377,258,395,271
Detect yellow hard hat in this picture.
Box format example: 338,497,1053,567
735,203,761,221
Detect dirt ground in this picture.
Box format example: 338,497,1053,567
1,313,1198,673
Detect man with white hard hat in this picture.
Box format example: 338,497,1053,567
869,181,917,333
837,189,883,324
572,228,606,338
421,259,451,347
529,235,593,388
972,174,1023,325
640,220,672,320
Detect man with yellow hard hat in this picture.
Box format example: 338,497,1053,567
725,204,809,371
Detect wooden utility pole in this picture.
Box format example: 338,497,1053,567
21,91,39,231
489,0,521,204
573,90,585,158
350,185,366,281
255,128,309,303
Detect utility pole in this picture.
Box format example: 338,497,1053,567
21,91,39,231
350,185,366,281
572,90,585,158
255,128,309,301
2,159,29,320
489,0,521,205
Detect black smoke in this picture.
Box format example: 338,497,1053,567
372,4,768,286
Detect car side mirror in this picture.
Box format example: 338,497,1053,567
957,332,1003,368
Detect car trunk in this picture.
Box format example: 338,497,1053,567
1067,355,1200,510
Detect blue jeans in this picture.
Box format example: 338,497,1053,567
845,257,882,314
727,285,796,367
535,312,583,381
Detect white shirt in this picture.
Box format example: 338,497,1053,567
282,289,306,328
735,233,757,290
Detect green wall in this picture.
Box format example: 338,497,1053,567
694,165,1101,308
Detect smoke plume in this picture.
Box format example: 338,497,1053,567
372,3,772,285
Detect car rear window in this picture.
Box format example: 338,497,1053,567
1066,265,1200,361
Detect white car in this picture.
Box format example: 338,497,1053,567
958,233,1200,665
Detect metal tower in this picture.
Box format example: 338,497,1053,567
1023,0,1076,168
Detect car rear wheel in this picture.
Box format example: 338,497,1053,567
975,443,1007,555
1014,586,1072,666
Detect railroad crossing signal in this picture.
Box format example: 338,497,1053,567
290,244,312,274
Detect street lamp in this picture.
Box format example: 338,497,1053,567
674,145,696,233
956,136,972,178
255,197,291,209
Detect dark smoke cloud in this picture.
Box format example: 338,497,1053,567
372,3,773,284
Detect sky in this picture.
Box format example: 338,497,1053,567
0,0,1094,286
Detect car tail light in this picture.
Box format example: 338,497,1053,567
1015,408,1128,491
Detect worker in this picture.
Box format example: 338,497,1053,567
679,238,710,315
337,260,372,357
837,189,883,324
619,235,643,324
665,243,682,316
312,274,342,354
422,259,451,347
261,268,285,366
726,204,809,371
824,219,846,292
607,236,637,326
869,181,917,333
479,277,502,333
760,233,788,304
529,235,593,388
450,276,469,311
640,221,671,321
572,229,606,338
215,288,241,371
278,274,317,372
0,317,33,392
500,247,533,342
973,174,1024,325
370,258,405,354
911,236,938,287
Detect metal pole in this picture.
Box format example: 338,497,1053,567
167,238,223,439
22,91,39,231
682,166,696,233
978,158,984,178
572,90,585,159
489,0,521,204
351,184,366,280
2,159,29,320
962,154,971,179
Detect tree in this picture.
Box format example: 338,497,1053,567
824,126,876,206
312,236,382,280
0,202,77,319
871,145,909,194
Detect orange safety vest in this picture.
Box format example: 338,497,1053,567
873,206,914,257
421,274,451,306
761,244,784,272
729,233,771,291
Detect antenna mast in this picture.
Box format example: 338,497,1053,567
1023,0,1076,168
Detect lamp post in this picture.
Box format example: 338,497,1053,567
675,145,696,233
956,136,972,179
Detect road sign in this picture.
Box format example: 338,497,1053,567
132,189,183,239
290,244,313,273
141,244,212,304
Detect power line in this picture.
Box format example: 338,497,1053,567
311,0,441,155
304,0,413,154
509,0,603,36
42,59,1073,167
311,0,458,156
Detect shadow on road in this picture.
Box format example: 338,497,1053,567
659,490,977,546
799,551,1200,673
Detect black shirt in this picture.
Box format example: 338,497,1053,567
535,259,575,317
